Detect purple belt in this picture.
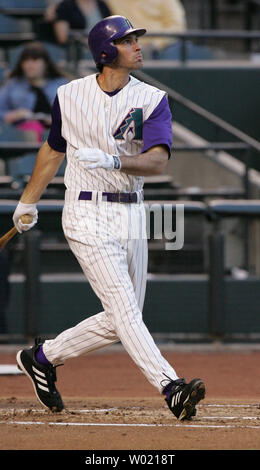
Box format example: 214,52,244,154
78,191,143,203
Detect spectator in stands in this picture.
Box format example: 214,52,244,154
44,0,61,23
47,0,111,45
0,42,68,142
105,0,213,60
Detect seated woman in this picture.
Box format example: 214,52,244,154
0,41,68,142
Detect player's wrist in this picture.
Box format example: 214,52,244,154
112,155,121,171
16,201,37,213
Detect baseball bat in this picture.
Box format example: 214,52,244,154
0,214,33,252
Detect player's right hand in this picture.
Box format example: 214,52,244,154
75,148,121,171
13,201,38,233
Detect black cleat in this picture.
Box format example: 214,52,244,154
16,338,64,412
163,378,205,420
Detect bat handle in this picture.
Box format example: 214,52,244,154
0,214,34,252
0,226,18,252
20,214,34,224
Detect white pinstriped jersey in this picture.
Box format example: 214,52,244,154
43,73,180,391
57,73,166,193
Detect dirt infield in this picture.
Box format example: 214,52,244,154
0,346,260,451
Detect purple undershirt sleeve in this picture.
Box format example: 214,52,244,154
47,94,67,153
142,95,173,158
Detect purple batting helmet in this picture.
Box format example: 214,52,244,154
88,15,146,65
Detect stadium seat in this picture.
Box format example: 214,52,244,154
0,123,37,188
0,123,36,142
0,0,46,9
0,13,32,33
6,152,37,187
7,44,26,68
0,123,66,191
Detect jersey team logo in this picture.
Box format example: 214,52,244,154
114,108,143,141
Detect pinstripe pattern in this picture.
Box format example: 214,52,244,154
58,73,165,193
44,199,178,390
43,73,179,392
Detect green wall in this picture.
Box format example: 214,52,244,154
144,65,260,171
6,277,260,340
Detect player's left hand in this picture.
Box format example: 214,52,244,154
74,148,121,171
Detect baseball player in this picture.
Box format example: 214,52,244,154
14,16,205,420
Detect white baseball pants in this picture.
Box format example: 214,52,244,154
43,191,179,392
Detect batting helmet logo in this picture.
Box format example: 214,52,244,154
88,15,146,65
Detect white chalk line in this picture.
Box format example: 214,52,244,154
0,404,259,430
1,412,259,421
202,416,259,420
0,408,118,414
0,420,259,430
202,404,259,408
1,409,259,422
1,403,259,414
0,404,259,418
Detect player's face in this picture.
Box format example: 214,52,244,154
114,34,143,70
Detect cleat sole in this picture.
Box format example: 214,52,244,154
179,379,206,421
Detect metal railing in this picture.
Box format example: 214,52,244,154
132,69,260,199
135,69,260,152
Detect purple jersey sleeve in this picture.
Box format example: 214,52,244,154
47,94,67,153
142,95,173,158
